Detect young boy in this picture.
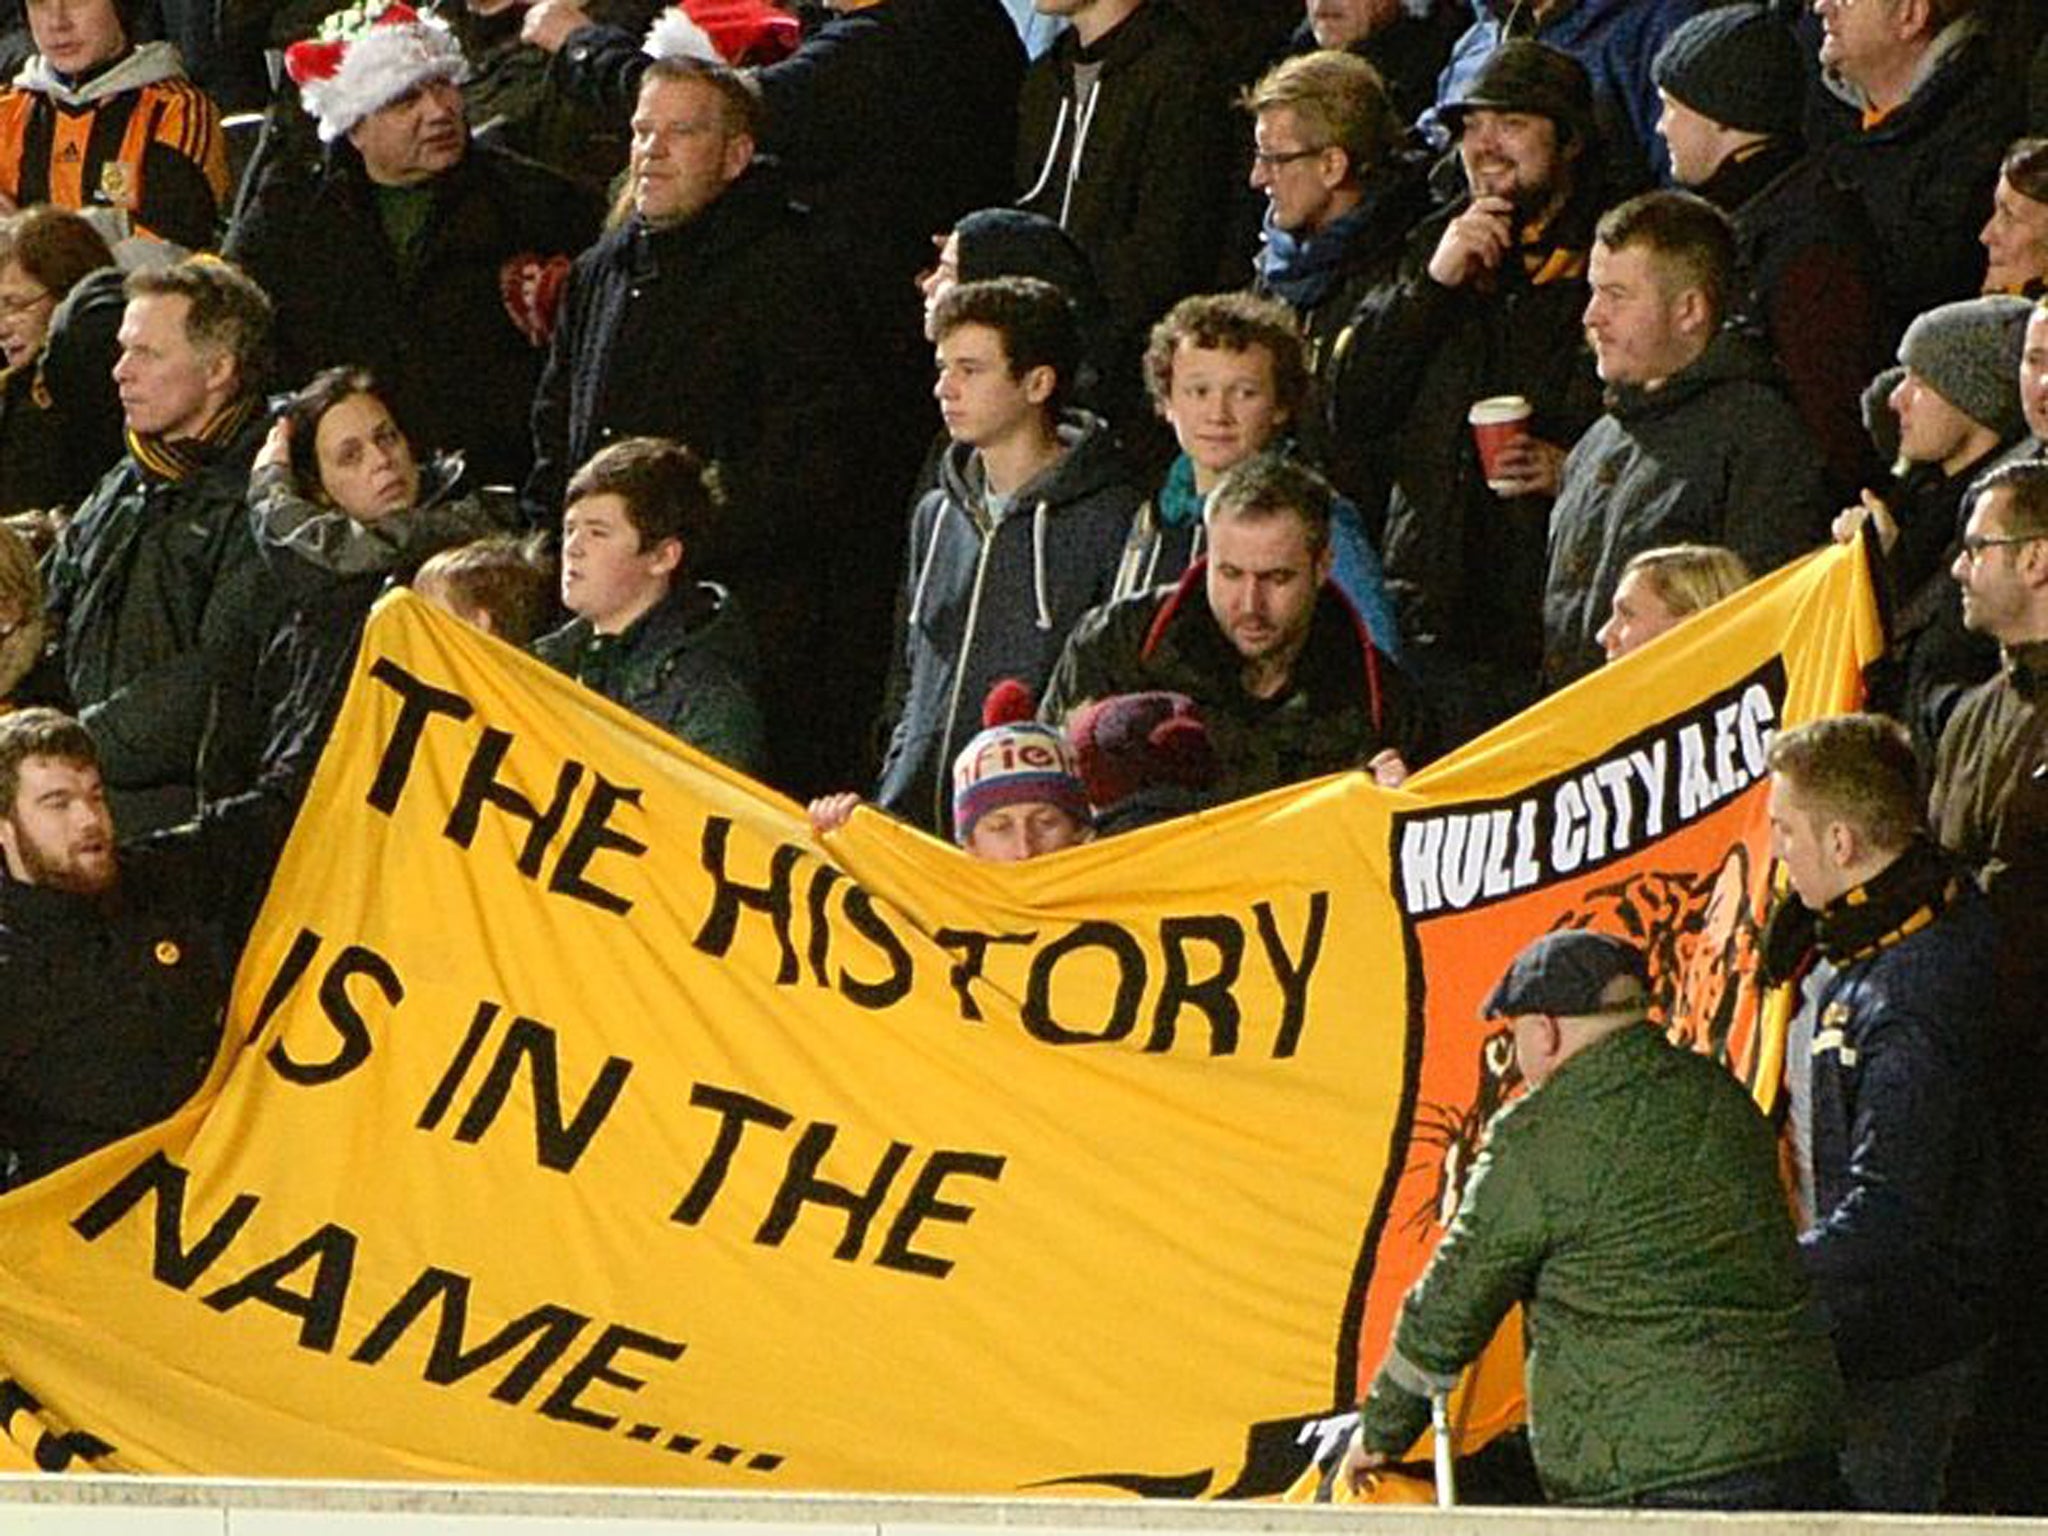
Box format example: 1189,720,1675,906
533,436,766,775
1117,291,1400,660
874,275,1141,836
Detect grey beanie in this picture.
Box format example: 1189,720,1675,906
1897,296,2035,439
1651,4,1805,141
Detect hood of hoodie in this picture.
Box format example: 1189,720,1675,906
1049,0,1196,73
1603,325,1784,422
933,409,1132,529
13,40,186,105
1820,14,1982,117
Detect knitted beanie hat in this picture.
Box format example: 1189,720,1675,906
1067,692,1218,813
643,0,801,67
951,681,1090,846
1897,295,2034,439
285,3,468,143
1651,4,1805,141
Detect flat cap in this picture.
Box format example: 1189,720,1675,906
1481,930,1650,1019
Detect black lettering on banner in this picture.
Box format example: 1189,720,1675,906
1021,921,1146,1045
365,658,475,813
1255,894,1328,1059
754,1123,913,1260
0,1380,115,1471
548,773,646,916
804,864,843,985
243,926,323,1046
417,1000,500,1133
670,1084,1003,1279
874,1150,1007,1279
836,887,913,1010
444,726,582,877
267,942,403,1085
692,817,801,983
538,1324,688,1431
670,1083,796,1223
351,1267,591,1405
1149,915,1244,1055
442,1014,633,1173
932,927,1035,1022
71,1151,259,1288
201,1223,360,1352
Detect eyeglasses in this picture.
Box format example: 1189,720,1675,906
1250,145,1329,169
0,288,51,320
1960,531,2044,562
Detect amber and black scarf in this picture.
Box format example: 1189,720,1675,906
124,392,258,483
1759,837,1963,989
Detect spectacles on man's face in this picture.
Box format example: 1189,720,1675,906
1250,145,1328,169
0,287,51,321
1959,531,2044,563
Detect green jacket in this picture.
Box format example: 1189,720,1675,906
533,580,766,778
1358,1022,1842,1504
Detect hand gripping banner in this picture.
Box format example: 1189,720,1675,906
0,544,1881,1490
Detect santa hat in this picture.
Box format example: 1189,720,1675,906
643,0,801,67
950,680,1090,846
285,3,470,144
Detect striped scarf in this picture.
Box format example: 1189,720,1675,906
124,392,258,483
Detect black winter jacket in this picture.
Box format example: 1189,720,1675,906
226,139,600,488
1810,21,2018,332
1042,562,1427,808
1338,187,1604,727
0,786,293,1187
43,412,278,833
524,171,859,576
1542,328,1830,688
1015,0,1228,362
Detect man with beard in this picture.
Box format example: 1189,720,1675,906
0,709,295,1188
1332,41,1606,745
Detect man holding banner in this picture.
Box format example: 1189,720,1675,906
1341,931,1843,1509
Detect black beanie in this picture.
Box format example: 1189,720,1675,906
1652,4,1805,141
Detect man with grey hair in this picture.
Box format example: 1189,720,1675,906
1339,929,1843,1508
42,258,277,834
226,4,598,486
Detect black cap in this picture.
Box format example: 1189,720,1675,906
1652,4,1805,141
1481,931,1649,1019
1439,40,1596,149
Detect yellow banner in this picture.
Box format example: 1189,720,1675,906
0,545,1880,1490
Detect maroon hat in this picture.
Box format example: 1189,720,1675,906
1067,691,1218,811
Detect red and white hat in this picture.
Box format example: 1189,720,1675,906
285,2,470,143
642,0,800,68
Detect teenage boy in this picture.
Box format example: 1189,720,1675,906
1113,289,1400,659
533,436,766,775
874,275,1141,837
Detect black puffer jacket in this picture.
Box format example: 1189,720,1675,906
1541,328,1830,688
876,414,1141,835
1809,20,2018,332
226,139,600,488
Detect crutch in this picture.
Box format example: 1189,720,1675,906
1430,1388,1458,1508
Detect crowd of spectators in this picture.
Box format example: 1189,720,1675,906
0,0,2045,1512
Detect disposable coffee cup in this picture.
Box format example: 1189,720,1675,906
1469,395,1532,493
